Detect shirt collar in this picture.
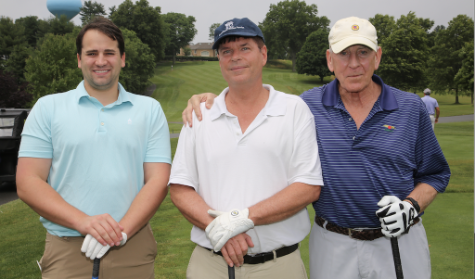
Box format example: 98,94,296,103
322,74,398,111
76,81,133,106
209,84,287,121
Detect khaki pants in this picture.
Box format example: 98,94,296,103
309,219,431,279
39,223,157,279
429,115,435,130
187,245,307,279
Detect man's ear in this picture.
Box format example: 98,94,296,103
121,52,126,68
326,49,334,72
374,47,382,70
261,45,268,67
77,53,82,69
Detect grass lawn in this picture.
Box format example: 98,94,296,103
0,61,472,278
1,189,472,278
435,121,474,193
151,60,329,122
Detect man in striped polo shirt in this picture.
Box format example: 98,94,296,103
183,16,450,279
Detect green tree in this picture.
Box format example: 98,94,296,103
369,14,396,46
110,0,166,61
4,43,31,83
0,69,32,108
209,22,220,40
375,12,430,90
49,15,76,36
428,14,474,103
427,25,445,48
296,29,331,83
108,5,117,18
36,18,52,41
454,40,474,104
119,28,156,94
79,1,107,25
183,46,191,56
260,0,329,72
0,17,26,59
24,33,83,103
15,16,40,48
163,12,197,64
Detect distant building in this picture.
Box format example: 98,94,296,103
178,42,216,57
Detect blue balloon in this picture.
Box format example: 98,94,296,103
47,0,83,21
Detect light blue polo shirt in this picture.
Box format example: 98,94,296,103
421,95,439,115
19,81,171,236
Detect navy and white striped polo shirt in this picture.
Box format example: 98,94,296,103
300,75,451,228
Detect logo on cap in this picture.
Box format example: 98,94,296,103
219,21,245,36
352,24,359,31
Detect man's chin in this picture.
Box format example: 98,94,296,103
88,79,115,91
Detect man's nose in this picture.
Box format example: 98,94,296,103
348,53,360,68
95,54,107,66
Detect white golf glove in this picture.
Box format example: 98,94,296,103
81,232,127,260
376,196,419,238
205,208,254,252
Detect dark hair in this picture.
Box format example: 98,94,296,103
217,36,265,53
76,16,124,57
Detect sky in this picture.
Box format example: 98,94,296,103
1,0,473,44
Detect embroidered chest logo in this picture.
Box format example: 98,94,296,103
383,125,395,132
219,21,245,36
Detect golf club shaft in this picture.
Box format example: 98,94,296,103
390,237,404,279
228,265,235,279
92,258,100,279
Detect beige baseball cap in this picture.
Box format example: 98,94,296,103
329,17,378,53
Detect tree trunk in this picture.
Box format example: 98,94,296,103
455,85,459,104
291,52,296,73
320,76,324,83
172,53,176,65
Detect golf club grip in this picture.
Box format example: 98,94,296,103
228,265,235,279
390,237,404,279
92,258,100,279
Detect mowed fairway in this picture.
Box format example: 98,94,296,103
0,61,472,279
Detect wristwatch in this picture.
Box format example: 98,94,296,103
404,197,420,213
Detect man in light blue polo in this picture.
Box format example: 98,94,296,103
16,17,171,279
421,88,440,129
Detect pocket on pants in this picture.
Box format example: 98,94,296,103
39,235,53,274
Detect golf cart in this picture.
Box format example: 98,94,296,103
0,108,28,184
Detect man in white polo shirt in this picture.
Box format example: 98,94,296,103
169,18,323,279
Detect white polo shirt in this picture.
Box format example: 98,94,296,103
169,84,323,254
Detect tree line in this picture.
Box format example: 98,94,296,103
1,0,473,108
291,10,473,103
0,0,197,107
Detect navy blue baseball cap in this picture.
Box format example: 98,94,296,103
212,17,265,50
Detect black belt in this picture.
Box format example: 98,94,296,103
315,215,420,241
205,243,298,264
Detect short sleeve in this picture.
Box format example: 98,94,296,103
19,98,54,158
168,110,200,189
413,102,450,192
144,102,171,164
287,100,324,186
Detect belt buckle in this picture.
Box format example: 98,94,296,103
348,228,362,239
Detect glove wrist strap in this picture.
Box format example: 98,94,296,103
404,197,420,213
